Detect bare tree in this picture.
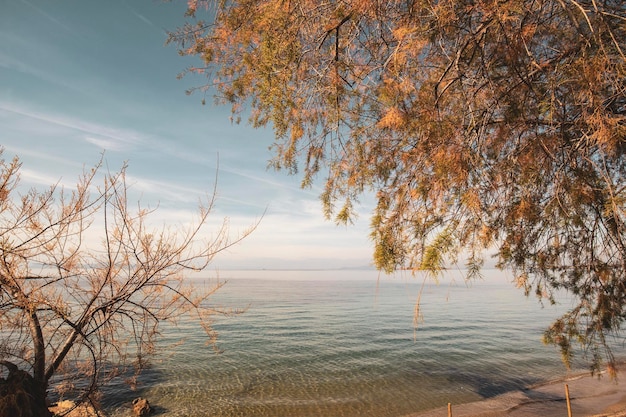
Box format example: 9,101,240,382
0,151,257,416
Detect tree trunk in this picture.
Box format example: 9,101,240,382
0,361,51,417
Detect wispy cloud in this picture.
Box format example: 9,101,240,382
18,0,74,33
125,174,206,203
121,1,157,28
84,136,132,152
19,168,69,188
123,174,268,213
0,101,315,215
0,51,78,93
0,52,33,73
0,102,146,151
224,165,319,196
132,11,156,27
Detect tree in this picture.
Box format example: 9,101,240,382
168,0,626,373
0,152,255,416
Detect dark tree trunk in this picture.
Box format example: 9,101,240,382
0,362,51,417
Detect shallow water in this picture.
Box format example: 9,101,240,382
104,269,580,417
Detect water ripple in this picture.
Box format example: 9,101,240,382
103,270,579,417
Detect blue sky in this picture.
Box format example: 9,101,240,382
0,0,374,270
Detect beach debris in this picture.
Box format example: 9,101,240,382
132,397,153,416
48,400,98,417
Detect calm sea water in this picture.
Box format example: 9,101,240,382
104,269,582,417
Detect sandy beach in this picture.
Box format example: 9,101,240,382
406,368,626,417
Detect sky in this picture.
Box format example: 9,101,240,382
0,0,375,270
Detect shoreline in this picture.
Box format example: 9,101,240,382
405,367,626,417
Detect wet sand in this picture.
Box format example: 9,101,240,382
406,368,626,417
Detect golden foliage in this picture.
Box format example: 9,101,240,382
377,107,406,129
170,0,626,374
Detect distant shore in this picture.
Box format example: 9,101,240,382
405,366,626,417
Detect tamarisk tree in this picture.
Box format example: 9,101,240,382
169,0,626,372
0,152,255,415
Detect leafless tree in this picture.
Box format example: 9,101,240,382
0,151,257,415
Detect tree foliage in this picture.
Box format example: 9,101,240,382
169,0,626,373
0,152,255,414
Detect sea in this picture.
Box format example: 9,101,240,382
103,269,595,417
